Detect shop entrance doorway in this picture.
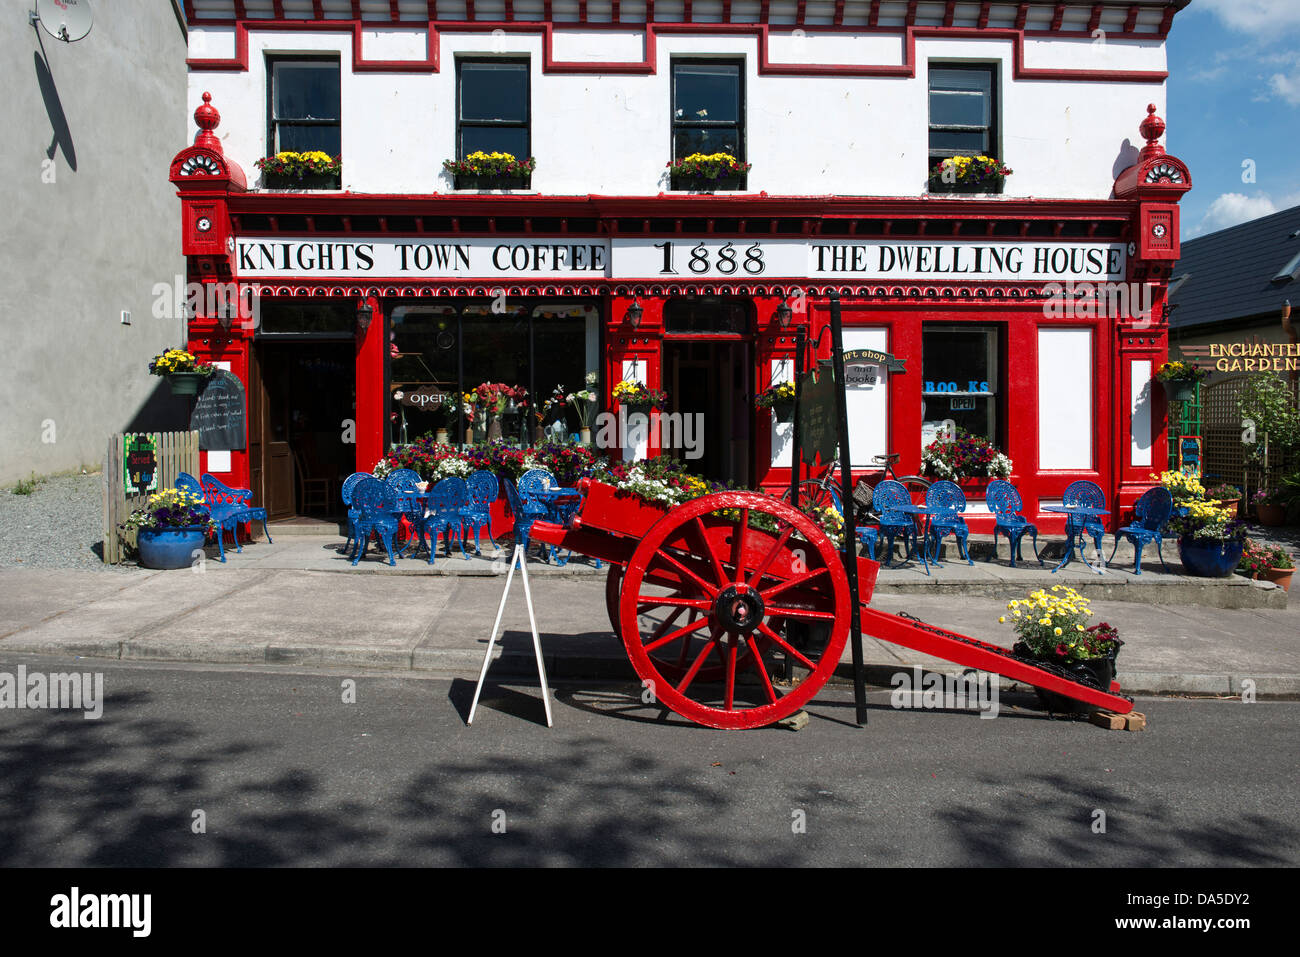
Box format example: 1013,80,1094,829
249,341,356,519
664,338,752,487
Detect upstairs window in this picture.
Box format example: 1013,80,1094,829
267,58,341,156
671,61,744,165
928,65,999,193
457,60,530,160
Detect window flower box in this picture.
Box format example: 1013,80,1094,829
668,153,751,192
444,152,536,191
927,155,1011,195
255,151,342,190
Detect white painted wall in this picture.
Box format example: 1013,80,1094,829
1037,327,1093,471
769,357,795,468
1130,358,1153,468
843,328,889,466
188,27,1166,198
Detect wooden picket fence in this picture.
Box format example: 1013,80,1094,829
102,431,201,564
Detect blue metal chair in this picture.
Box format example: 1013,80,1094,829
1108,486,1173,575
462,470,500,555
502,476,547,558
1063,479,1107,559
986,480,1042,567
350,478,400,566
202,472,273,549
420,478,466,564
872,480,927,574
924,480,974,566
340,471,372,557
519,468,566,561
384,471,428,558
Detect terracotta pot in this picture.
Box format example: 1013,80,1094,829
1261,567,1294,591
1257,502,1287,526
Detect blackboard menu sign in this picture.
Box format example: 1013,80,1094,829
124,434,158,495
798,363,839,466
191,370,246,451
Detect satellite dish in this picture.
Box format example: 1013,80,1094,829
34,0,93,42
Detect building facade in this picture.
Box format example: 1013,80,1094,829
2,3,188,487
171,0,1191,529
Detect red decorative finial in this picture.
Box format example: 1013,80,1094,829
194,92,222,152
1139,103,1165,156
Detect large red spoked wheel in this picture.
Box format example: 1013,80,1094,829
606,562,752,683
618,491,850,729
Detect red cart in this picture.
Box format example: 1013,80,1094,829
528,481,1133,730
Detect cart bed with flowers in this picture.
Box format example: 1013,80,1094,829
528,480,1134,729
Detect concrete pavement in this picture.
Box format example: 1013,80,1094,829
1,545,1297,696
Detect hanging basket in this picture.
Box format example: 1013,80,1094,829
166,372,208,397
1160,379,1197,403
772,398,795,424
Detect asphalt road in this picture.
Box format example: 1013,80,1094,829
0,655,1295,867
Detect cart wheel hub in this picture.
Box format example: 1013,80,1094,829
715,584,765,635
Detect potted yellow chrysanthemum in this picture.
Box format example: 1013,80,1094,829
1000,585,1123,714
148,349,215,397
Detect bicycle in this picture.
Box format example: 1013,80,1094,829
781,453,931,516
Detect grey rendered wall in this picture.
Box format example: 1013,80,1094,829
0,2,189,486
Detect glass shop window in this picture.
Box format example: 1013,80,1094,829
389,302,595,446
921,324,1002,450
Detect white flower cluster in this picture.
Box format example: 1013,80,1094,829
989,452,1013,479
433,457,474,479
618,467,690,508
920,448,957,480
372,457,392,479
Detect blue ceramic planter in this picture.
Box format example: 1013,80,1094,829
1177,536,1243,578
137,526,207,570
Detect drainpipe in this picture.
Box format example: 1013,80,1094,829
1282,300,1296,386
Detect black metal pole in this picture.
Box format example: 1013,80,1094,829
828,292,868,727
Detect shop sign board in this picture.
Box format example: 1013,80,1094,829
235,237,1127,284
190,370,246,451
798,363,839,466
124,434,158,496
399,388,448,410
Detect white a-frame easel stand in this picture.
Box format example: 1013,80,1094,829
467,543,553,727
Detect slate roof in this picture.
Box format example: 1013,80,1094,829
1168,204,1300,331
